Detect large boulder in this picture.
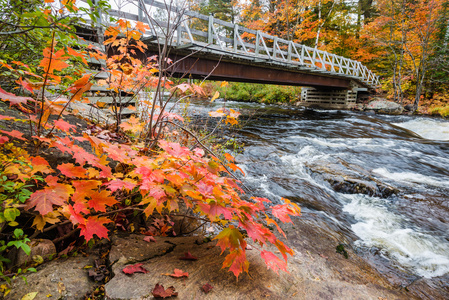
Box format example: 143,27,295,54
6,256,95,300
366,99,403,114
7,239,56,268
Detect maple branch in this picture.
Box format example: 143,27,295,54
168,213,209,223
36,31,55,137
52,228,80,244
181,221,208,235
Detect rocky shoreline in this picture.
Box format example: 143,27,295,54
8,214,448,299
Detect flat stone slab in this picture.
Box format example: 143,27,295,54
105,232,408,300
6,256,95,300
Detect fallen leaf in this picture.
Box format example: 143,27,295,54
179,251,197,261
201,283,213,294
122,263,148,275
21,292,38,300
143,236,156,243
152,283,178,298
57,281,66,294
169,268,188,278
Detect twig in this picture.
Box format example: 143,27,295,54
162,120,254,193
52,228,80,244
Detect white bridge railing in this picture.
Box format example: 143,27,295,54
85,0,380,88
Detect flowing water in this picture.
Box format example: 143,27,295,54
188,100,449,288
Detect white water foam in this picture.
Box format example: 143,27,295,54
373,167,449,188
393,119,449,141
343,194,449,278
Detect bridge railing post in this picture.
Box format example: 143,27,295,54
255,31,261,56
208,16,214,45
273,36,278,59
233,24,238,52
301,45,306,66
287,42,292,62
92,0,104,44
138,0,143,21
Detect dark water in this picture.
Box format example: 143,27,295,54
189,100,449,284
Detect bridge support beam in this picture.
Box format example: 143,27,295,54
301,81,361,109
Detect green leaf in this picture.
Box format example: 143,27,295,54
13,228,24,239
20,244,31,256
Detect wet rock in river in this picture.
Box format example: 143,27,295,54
306,162,399,198
366,99,403,115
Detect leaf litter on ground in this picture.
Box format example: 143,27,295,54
152,283,178,298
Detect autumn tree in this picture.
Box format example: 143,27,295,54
363,0,446,109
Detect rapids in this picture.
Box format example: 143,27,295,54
189,99,449,290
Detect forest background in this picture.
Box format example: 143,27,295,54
195,0,449,114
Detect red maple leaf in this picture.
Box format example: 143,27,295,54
57,163,88,178
72,148,98,166
53,119,76,133
198,202,233,220
29,156,51,174
271,200,301,223
222,248,249,278
260,250,288,275
143,236,156,243
0,136,8,144
152,283,178,298
0,115,14,120
78,216,111,241
158,140,190,158
0,129,25,141
169,269,188,278
123,263,148,275
67,204,85,224
240,220,274,245
175,83,191,93
26,182,74,215
87,190,117,212
106,179,137,192
201,283,213,294
40,47,69,73
0,87,35,107
179,251,198,261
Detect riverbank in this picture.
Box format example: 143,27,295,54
201,81,449,117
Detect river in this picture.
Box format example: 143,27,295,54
188,99,449,291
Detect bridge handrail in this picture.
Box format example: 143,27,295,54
85,0,380,88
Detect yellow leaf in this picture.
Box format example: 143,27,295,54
46,295,52,298
32,255,44,264
96,101,106,108
83,265,93,269
21,292,38,300
220,81,229,88
0,284,10,296
210,91,220,103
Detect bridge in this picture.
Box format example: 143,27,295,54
81,0,380,108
